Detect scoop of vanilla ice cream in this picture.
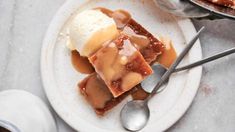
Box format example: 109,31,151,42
69,9,119,57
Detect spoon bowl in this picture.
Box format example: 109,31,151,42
141,64,167,93
120,100,149,131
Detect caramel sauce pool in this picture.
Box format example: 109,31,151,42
95,7,113,17
71,50,95,74
131,85,149,100
157,37,177,68
96,7,131,30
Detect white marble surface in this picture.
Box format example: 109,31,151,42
0,0,235,132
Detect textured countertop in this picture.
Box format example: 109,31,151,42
0,0,235,132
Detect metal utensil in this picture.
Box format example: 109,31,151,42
120,27,205,131
154,0,209,18
142,47,235,93
175,47,235,72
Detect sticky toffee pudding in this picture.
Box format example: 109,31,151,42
69,8,177,115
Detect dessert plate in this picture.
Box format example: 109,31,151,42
41,0,202,131
189,0,235,20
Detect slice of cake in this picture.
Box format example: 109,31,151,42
125,19,165,64
89,35,153,97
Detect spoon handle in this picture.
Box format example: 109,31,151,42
174,47,235,72
146,27,205,101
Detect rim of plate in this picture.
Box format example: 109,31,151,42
41,0,202,131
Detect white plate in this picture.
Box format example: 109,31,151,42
41,0,202,131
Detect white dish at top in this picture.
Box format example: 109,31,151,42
41,0,202,131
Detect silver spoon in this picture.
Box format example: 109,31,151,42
154,0,209,18
142,47,235,93
120,27,205,131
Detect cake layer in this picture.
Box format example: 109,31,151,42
79,73,132,115
89,35,153,97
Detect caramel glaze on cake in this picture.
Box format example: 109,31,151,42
205,0,235,9
79,73,148,115
74,8,175,115
79,73,135,115
71,50,95,74
125,19,165,64
89,35,153,97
